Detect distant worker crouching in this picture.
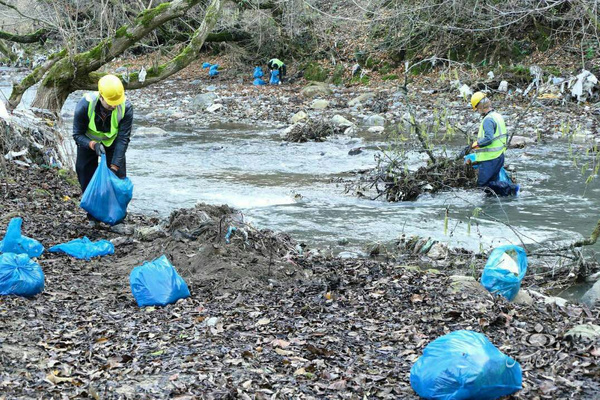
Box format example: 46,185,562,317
267,58,286,84
465,92,519,196
73,74,134,222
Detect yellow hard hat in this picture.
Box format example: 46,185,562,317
98,75,125,106
470,92,486,110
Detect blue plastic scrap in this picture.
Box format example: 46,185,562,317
0,252,45,297
481,245,527,301
225,226,237,243
202,62,212,69
0,217,44,258
253,66,264,78
410,330,522,400
49,237,114,260
129,255,190,307
209,64,219,76
253,78,267,85
80,154,133,226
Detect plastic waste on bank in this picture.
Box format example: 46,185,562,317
253,78,266,85
269,69,280,85
209,64,219,76
129,255,190,307
410,330,522,400
80,154,133,226
202,62,211,69
0,252,45,297
0,217,44,258
481,245,527,301
498,167,513,184
49,237,114,260
253,66,264,78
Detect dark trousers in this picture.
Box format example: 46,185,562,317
75,144,126,194
477,153,517,196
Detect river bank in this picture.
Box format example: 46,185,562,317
2,145,600,398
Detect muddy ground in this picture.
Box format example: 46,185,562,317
1,157,600,399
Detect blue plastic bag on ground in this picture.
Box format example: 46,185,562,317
253,66,264,78
0,252,45,297
80,154,133,226
253,78,266,85
269,69,280,85
49,237,114,260
202,62,212,69
410,330,522,400
0,217,44,258
209,64,219,76
130,255,190,307
481,245,527,301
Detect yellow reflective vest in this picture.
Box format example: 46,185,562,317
84,93,125,147
473,111,507,162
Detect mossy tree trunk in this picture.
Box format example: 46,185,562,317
7,0,222,113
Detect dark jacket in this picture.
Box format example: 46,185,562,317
72,96,133,169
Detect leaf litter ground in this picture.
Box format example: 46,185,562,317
1,165,599,399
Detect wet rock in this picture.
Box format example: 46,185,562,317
330,115,353,127
301,83,332,98
448,275,488,295
367,126,384,133
364,114,385,126
427,242,448,260
133,127,169,138
348,147,362,156
206,104,223,113
585,271,600,282
528,290,568,307
581,279,600,307
135,225,167,242
337,238,349,245
291,111,308,124
110,224,135,235
191,93,218,109
509,135,536,148
512,289,534,305
311,99,329,110
565,324,600,340
348,93,375,107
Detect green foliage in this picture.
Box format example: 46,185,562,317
303,62,328,82
350,75,370,85
382,74,399,81
331,64,345,85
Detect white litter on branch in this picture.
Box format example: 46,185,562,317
487,71,495,80
569,70,598,102
458,84,472,98
498,81,508,93
138,67,147,83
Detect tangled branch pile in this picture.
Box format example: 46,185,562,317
285,119,346,143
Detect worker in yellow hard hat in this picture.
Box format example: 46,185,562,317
73,74,134,226
465,92,519,196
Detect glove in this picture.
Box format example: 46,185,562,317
463,154,476,164
471,140,479,149
94,142,105,156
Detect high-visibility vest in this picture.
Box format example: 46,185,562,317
473,111,507,162
84,93,125,147
269,58,284,68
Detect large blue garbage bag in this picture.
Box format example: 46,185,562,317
269,69,280,85
129,255,190,307
481,245,527,301
498,167,512,184
80,154,133,226
253,78,266,85
209,64,219,76
253,66,264,78
0,252,45,297
49,237,114,260
410,330,522,400
0,217,44,258
202,62,212,69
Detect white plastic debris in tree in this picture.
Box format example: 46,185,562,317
138,67,147,83
498,81,508,92
0,101,10,122
570,70,598,102
459,84,472,98
487,71,495,80
524,65,543,96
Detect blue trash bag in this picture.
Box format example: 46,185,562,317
49,237,114,260
481,245,527,301
253,66,264,78
253,78,266,85
80,154,133,226
0,252,45,297
410,330,522,400
0,217,44,258
202,62,212,69
209,64,219,76
129,255,190,307
498,167,512,184
269,69,280,85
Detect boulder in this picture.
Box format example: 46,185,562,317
291,111,308,124
301,83,332,98
509,135,536,149
311,99,330,110
512,289,534,305
448,275,488,296
133,127,169,138
367,126,384,134
581,280,600,307
364,114,385,127
348,93,375,107
331,115,354,127
427,242,448,260
565,324,600,340
191,92,218,109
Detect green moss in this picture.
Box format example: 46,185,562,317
331,64,345,85
33,189,51,197
137,2,171,27
350,75,370,85
58,169,79,187
382,74,398,81
303,62,328,82
545,66,561,76
115,26,130,38
379,62,392,75
364,56,380,69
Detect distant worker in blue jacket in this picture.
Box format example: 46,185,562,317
72,74,134,222
267,58,286,83
465,92,519,196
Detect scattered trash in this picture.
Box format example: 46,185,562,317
202,62,211,69
253,66,264,78
138,67,147,83
49,237,114,260
225,226,237,244
458,84,472,98
209,64,219,77
253,78,267,85
481,245,527,301
487,71,495,79
498,80,508,92
0,217,44,258
80,154,133,226
0,252,44,297
129,255,190,307
270,70,280,85
569,70,598,102
410,330,522,399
